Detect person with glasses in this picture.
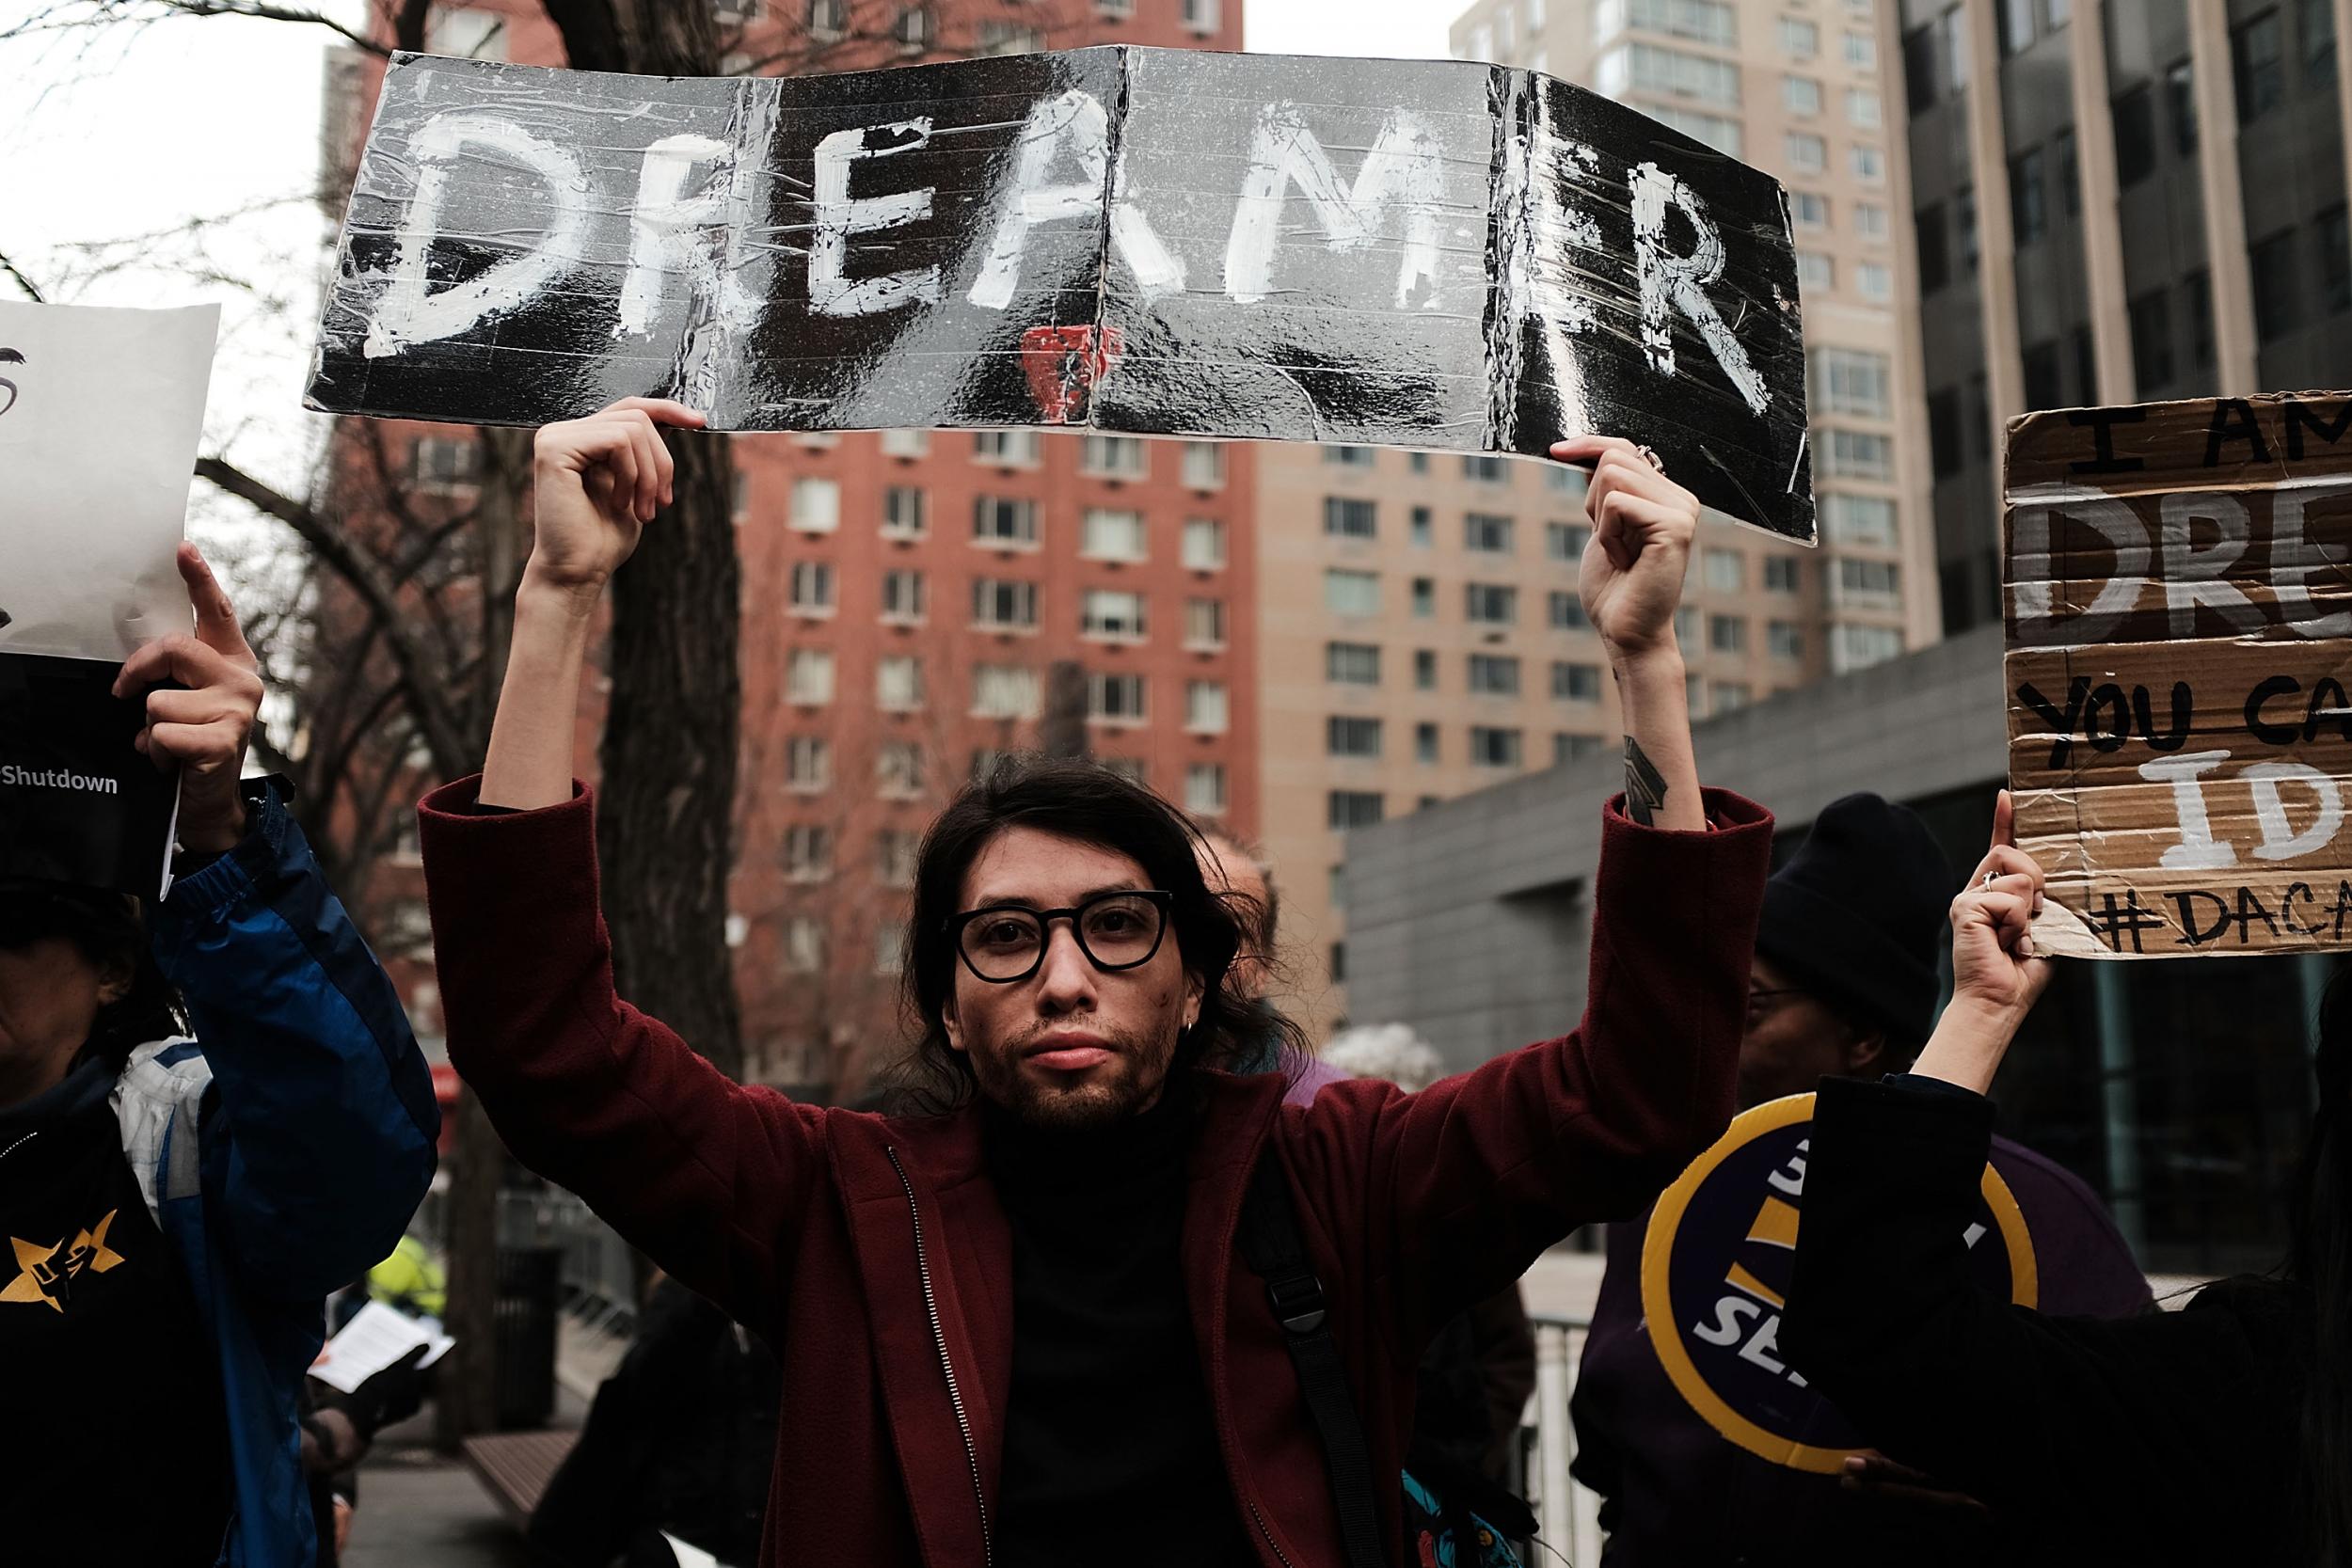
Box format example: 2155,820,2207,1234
416,400,1773,1568
1569,792,2150,1568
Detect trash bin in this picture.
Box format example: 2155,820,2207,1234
493,1245,562,1430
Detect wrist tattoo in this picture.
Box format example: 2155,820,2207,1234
1624,737,1667,826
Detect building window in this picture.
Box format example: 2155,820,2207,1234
1701,547,1743,592
1836,556,1902,602
788,560,835,615
2254,228,2302,341
1858,261,1893,301
1183,518,1227,570
1327,641,1381,685
880,428,929,458
971,578,1039,630
882,485,928,538
1465,583,1518,626
1081,508,1148,562
1769,620,1804,660
789,478,839,532
1787,132,1828,173
785,916,824,974
1997,0,2033,55
2184,270,2216,365
1327,715,1382,758
1548,521,1591,561
1081,434,1149,478
1608,0,1738,48
1414,649,1438,690
877,656,923,711
1714,682,1753,713
1915,204,1948,294
1181,0,1220,34
972,664,1041,719
410,434,482,490
787,648,834,705
1468,654,1521,696
1554,732,1601,766
1186,763,1229,816
1780,17,1818,57
1831,622,1907,673
1784,74,1822,116
2022,339,2062,413
1790,191,1830,229
2236,9,2286,123
1797,251,1835,293
1325,497,1378,539
1902,23,1937,113
973,496,1039,547
877,829,920,887
1552,660,1602,701
1465,513,1515,553
1763,556,1802,593
1326,569,1380,617
1326,444,1376,467
877,741,925,800
1822,429,1893,481
1081,588,1149,640
1183,441,1225,489
1851,145,1885,183
1927,387,1964,478
2130,290,2175,394
973,429,1041,466
882,568,926,624
1415,721,1439,764
1821,493,1899,547
2320,207,2352,314
1807,348,1891,418
1470,726,1523,768
1462,453,1510,483
1409,506,1434,548
1956,187,1979,274
1853,198,1888,241
1186,680,1229,734
2113,85,2156,186
1708,614,1747,654
873,920,907,977
1549,591,1591,630
1846,87,1881,127
1185,597,1228,648
786,735,830,792
1328,790,1385,831
1845,28,1876,69
2307,0,2340,85
1411,577,1437,618
2010,148,2047,244
1089,673,1148,722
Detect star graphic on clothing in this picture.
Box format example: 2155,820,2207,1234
2,1211,126,1312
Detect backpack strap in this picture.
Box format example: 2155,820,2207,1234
1236,1144,1391,1568
110,1036,210,1227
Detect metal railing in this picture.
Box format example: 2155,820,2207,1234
1519,1313,1606,1567
497,1188,642,1339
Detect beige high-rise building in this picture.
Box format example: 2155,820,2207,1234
1252,0,1937,1039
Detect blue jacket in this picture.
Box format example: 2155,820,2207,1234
124,785,440,1567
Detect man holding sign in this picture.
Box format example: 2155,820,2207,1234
417,399,1772,1568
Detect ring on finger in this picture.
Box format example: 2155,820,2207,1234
1633,443,1664,471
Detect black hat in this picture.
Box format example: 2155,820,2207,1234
1755,794,1954,1048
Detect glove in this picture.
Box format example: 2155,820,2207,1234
325,1344,432,1442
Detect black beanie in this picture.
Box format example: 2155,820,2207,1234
1755,793,1954,1048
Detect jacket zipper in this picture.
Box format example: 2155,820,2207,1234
885,1146,993,1568
1244,1494,1300,1568
0,1130,35,1166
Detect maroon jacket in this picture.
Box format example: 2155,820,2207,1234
419,778,1772,1568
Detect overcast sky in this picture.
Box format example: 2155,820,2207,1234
0,0,1455,509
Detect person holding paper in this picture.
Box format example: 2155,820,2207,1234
0,546,439,1568
1782,796,2336,1566
419,399,1772,1568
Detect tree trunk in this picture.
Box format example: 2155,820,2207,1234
596,434,745,1080
434,1086,504,1449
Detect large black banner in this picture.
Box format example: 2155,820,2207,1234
310,48,1813,541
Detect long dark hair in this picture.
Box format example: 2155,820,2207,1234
2294,972,2352,1563
886,755,1303,1113
0,882,185,1075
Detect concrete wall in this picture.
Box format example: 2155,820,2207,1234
1343,624,2007,1069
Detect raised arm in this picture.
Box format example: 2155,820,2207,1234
120,547,438,1297
1781,802,2265,1554
1290,438,1771,1343
424,399,821,1328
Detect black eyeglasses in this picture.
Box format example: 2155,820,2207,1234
948,889,1174,984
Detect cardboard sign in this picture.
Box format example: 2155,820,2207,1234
0,300,216,896
2007,393,2352,957
307,48,1814,542
1642,1095,2036,1473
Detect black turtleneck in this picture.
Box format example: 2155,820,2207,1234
984,1084,1257,1567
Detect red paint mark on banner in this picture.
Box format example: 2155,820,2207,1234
1019,325,1124,424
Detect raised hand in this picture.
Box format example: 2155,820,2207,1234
1552,435,1699,662
111,545,265,856
524,397,707,606
1949,791,2057,1022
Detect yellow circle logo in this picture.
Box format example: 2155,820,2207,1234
1639,1093,2036,1473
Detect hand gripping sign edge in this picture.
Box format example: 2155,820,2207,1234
1638,1092,2039,1474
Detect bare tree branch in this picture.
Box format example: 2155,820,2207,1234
0,251,48,303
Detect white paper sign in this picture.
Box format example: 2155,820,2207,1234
310,1299,456,1395
0,300,220,660
661,1534,726,1568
